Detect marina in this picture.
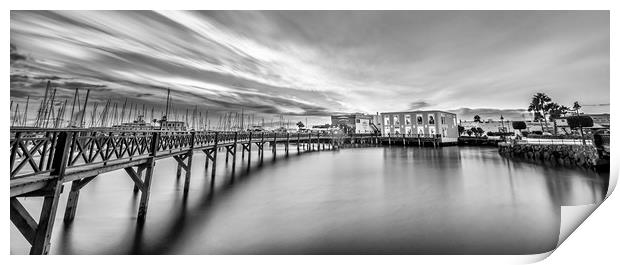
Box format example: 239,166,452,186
9,10,612,258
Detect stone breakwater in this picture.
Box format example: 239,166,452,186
498,143,601,170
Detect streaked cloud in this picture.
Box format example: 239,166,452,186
10,11,609,123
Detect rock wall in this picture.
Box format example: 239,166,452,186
498,143,601,169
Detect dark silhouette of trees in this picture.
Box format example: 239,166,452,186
528,93,552,134
566,116,593,129
545,103,570,121
473,115,481,122
512,121,526,131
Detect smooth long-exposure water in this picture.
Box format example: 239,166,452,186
10,145,609,254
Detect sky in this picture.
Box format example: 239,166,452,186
10,10,610,125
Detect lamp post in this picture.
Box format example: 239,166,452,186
574,101,586,145
500,115,505,133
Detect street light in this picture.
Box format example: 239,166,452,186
574,101,586,145
500,115,505,133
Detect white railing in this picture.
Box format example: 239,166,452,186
515,138,593,146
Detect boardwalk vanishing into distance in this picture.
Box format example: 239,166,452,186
9,128,451,254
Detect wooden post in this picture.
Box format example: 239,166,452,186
184,131,195,193
403,134,406,146
225,145,230,164
241,133,246,160
285,133,290,155
317,132,320,151
247,132,252,164
133,166,144,193
176,156,183,179
297,133,301,152
138,131,158,222
211,132,219,182
63,176,96,222
272,133,277,156
29,181,63,255
30,131,71,254
260,132,265,160
231,132,238,170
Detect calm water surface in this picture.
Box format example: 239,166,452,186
10,146,609,254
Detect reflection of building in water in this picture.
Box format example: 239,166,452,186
330,113,380,134
380,110,458,139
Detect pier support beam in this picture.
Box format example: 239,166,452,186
255,135,265,161
231,132,238,170
11,180,63,255
134,132,159,222
63,176,96,222
172,152,193,193
206,132,219,182
240,132,252,166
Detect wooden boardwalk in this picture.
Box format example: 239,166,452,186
9,128,447,254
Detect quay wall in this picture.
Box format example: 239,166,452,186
498,143,602,170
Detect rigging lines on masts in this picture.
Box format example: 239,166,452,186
164,88,171,120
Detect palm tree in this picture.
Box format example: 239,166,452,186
528,92,552,132
573,101,586,144
573,101,581,113
546,103,570,121
545,103,569,135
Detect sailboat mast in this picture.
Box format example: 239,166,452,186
23,96,29,126
69,88,78,127
164,88,170,118
79,89,90,128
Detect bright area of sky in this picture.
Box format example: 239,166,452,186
10,11,609,126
